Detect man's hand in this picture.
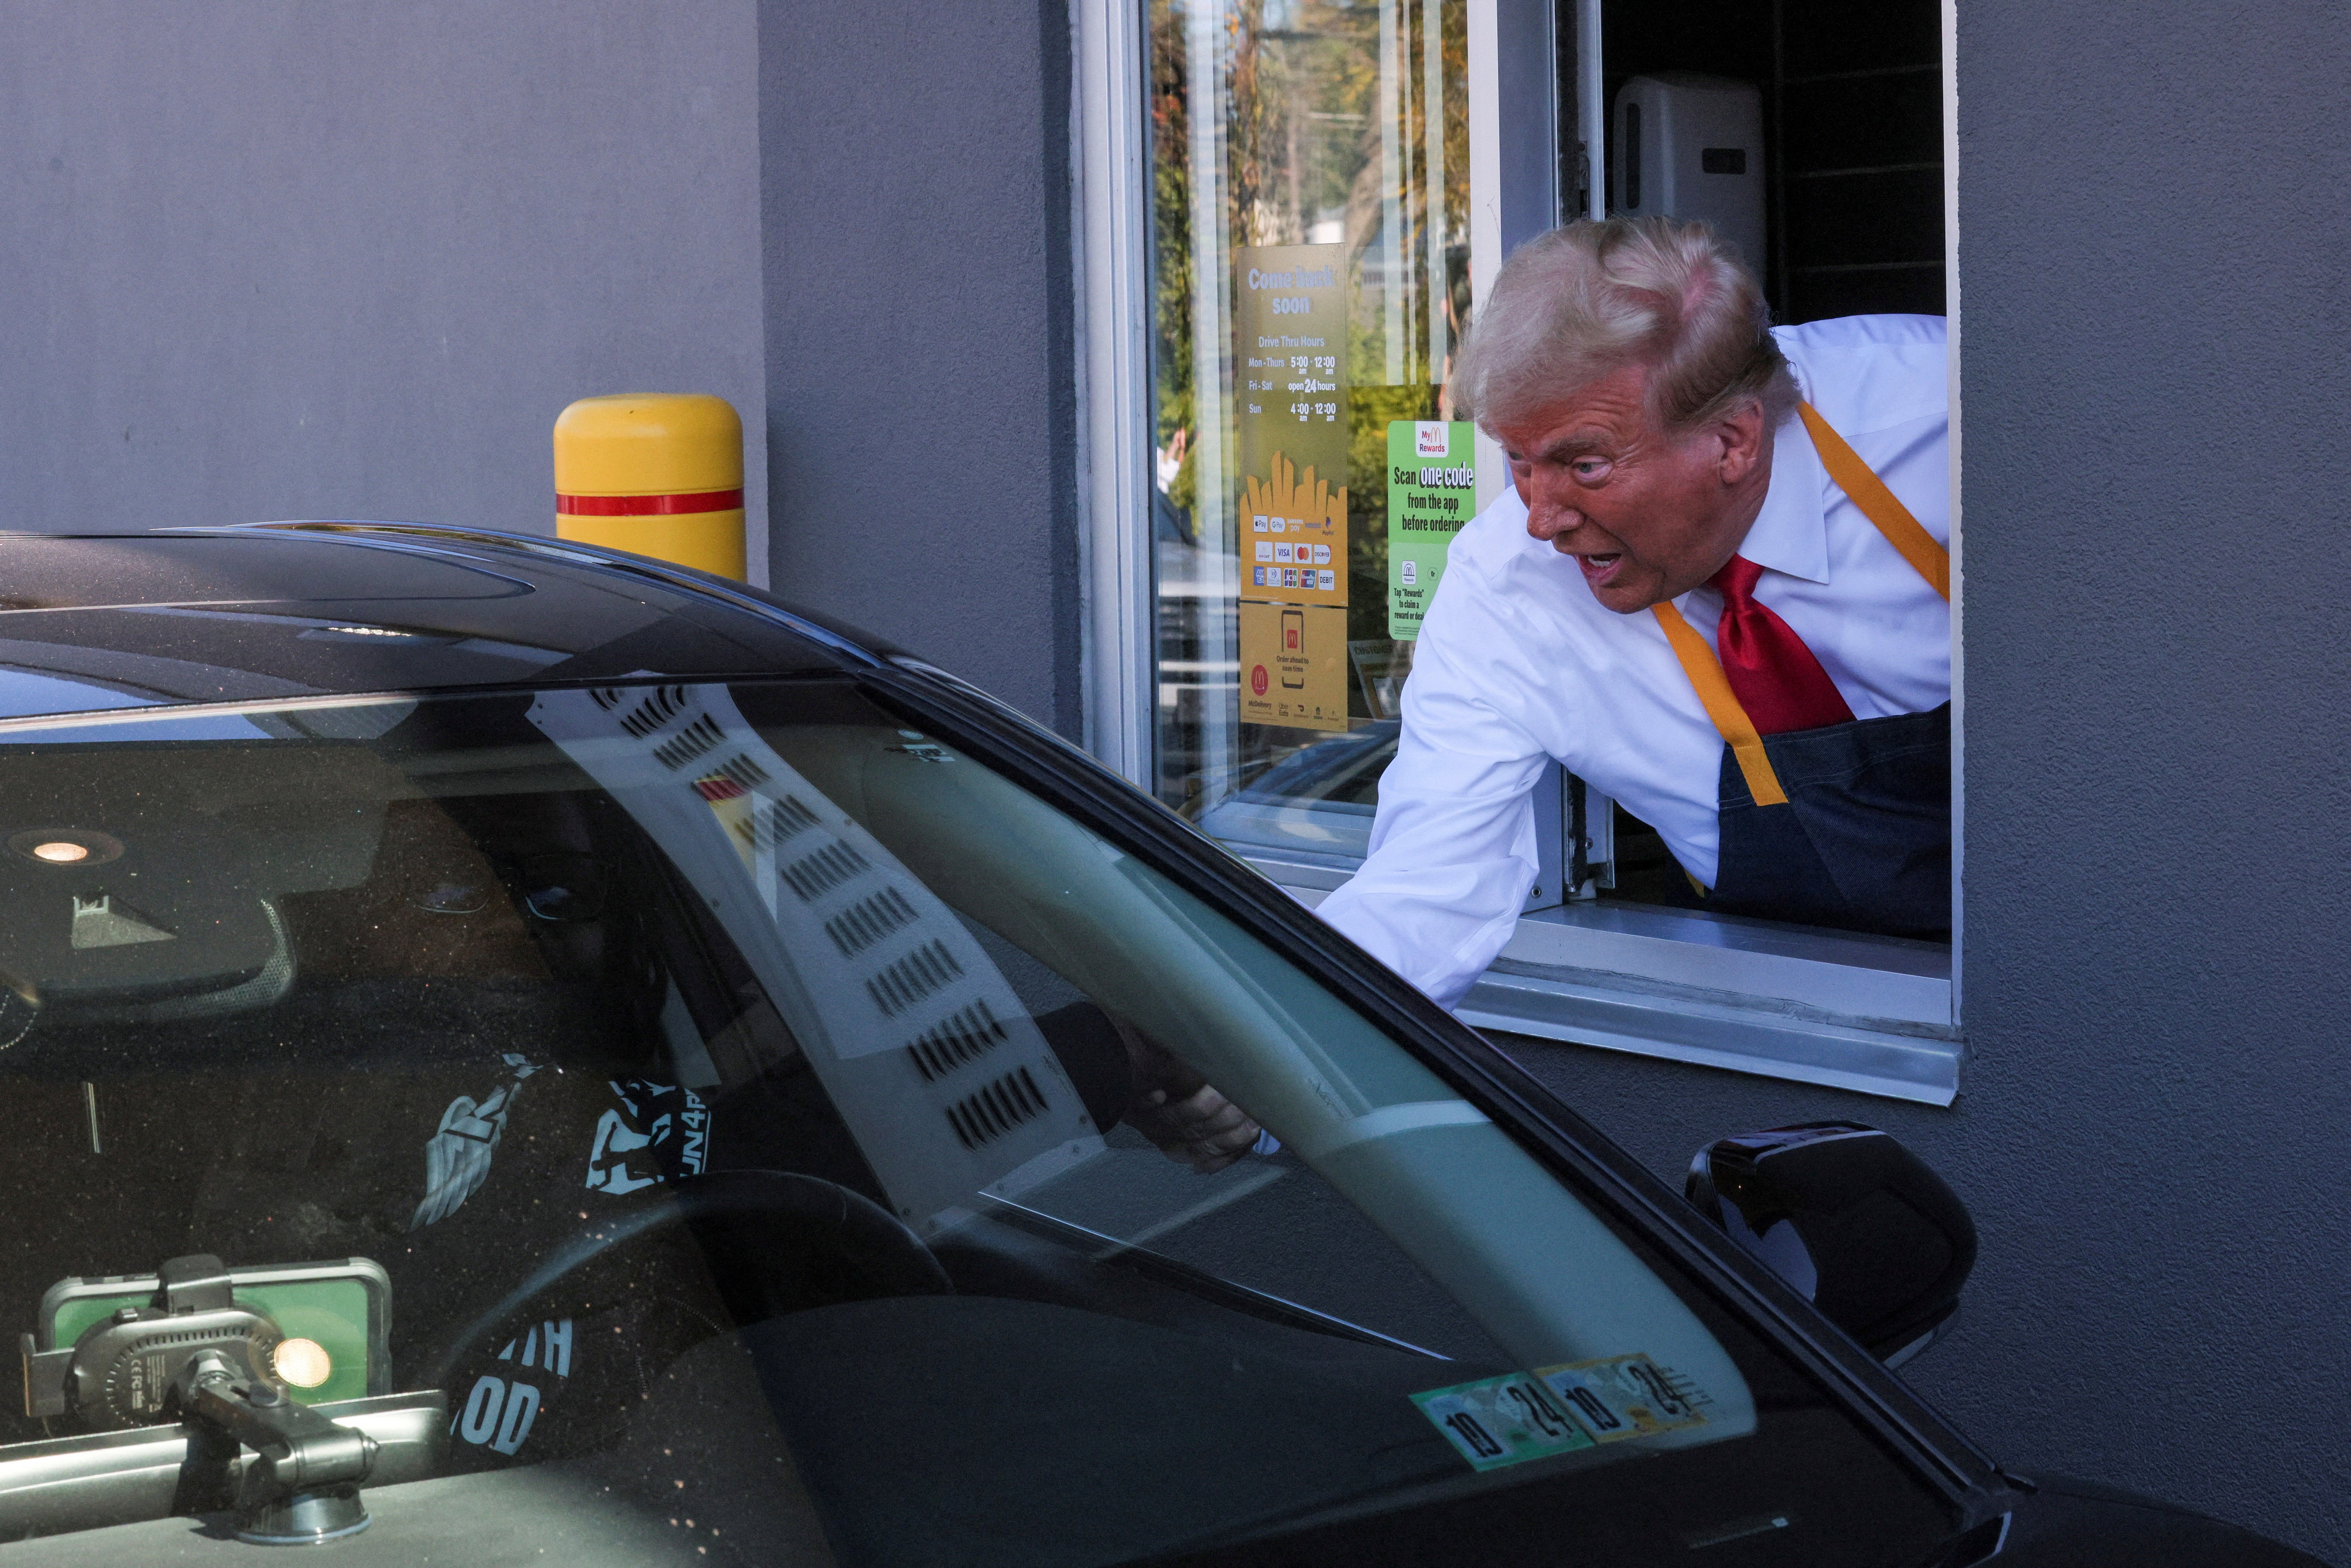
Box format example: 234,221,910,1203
1126,1081,1261,1175
1116,1023,1264,1175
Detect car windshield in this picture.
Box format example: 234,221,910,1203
0,678,1954,1565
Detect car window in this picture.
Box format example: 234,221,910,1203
0,680,1955,1566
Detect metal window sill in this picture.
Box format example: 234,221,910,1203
1498,903,1949,1024
1233,849,1370,893
1256,862,1960,1107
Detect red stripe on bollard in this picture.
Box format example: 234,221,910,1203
555,488,745,516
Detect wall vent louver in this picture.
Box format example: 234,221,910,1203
944,1066,1049,1149
768,789,814,830
905,998,1011,1081
653,713,725,771
779,840,871,902
728,791,827,853
619,685,687,737
827,885,919,957
694,753,774,796
864,938,964,1017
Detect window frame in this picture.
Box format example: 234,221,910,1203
1073,0,1965,1106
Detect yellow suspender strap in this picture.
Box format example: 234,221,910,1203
1647,404,1944,811
1797,401,1950,601
1650,601,1789,807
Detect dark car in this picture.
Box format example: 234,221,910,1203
0,523,2318,1567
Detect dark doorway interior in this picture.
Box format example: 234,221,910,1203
1561,0,1945,323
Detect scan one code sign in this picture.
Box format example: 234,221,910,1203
1388,420,1474,640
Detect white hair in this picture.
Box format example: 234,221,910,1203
1449,216,1796,435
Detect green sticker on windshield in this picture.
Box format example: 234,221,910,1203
1411,1371,1595,1471
1535,1353,1709,1442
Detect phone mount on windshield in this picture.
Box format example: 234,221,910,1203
175,1347,379,1543
20,1254,381,1544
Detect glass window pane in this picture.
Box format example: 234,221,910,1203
1150,0,1471,868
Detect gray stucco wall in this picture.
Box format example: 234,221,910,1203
0,0,768,575
757,0,1082,738
1499,3,2351,1559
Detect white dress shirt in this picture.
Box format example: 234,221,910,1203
1318,315,1951,1009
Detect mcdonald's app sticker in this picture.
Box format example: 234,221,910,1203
1237,601,1346,732
1411,1372,1595,1472
1416,421,1450,457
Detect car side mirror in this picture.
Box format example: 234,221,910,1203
1686,1121,1976,1368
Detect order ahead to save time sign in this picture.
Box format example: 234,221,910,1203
1387,420,1476,640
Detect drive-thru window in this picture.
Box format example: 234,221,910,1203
1076,0,1960,1103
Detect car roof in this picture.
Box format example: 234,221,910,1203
0,524,873,721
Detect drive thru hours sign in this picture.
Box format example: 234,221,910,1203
1233,242,1351,731
1386,420,1475,640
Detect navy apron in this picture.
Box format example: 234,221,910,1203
1650,403,1951,940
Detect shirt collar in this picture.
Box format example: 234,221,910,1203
1734,410,1829,585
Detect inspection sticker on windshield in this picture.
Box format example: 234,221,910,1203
1535,1353,1708,1442
1410,1373,1595,1471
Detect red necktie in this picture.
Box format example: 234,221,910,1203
1709,555,1854,736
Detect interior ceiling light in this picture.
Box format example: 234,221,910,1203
6,828,124,867
272,1338,332,1389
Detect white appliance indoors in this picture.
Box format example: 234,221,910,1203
1612,73,1765,272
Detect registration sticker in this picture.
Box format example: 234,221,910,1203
1535,1353,1709,1443
1410,1372,1595,1471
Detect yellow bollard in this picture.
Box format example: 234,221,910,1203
553,394,746,580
